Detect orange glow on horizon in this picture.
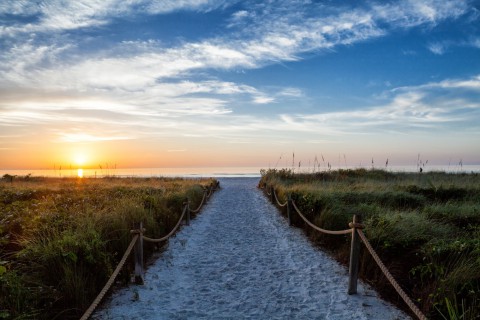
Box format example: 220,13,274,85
1,133,291,169
12,136,475,170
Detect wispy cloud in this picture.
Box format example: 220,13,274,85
428,42,447,55
252,95,275,104
471,38,480,48
2,0,471,88
0,0,232,37
3,75,477,156
285,75,480,135
146,0,232,14
371,0,468,28
427,37,480,55
395,75,480,91
58,133,133,143
277,88,304,98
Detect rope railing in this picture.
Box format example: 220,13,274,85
209,181,220,198
272,188,288,207
142,205,188,243
80,181,218,319
264,184,426,320
357,230,427,320
144,181,219,244
188,182,218,210
291,201,352,235
188,191,207,213
80,234,139,320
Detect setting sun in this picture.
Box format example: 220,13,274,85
74,154,87,166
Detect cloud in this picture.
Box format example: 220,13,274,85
0,41,73,84
426,37,480,55
371,0,468,28
396,74,480,91
2,0,471,87
0,1,112,36
4,75,477,150
0,0,232,37
231,0,469,61
437,76,480,91
277,88,304,98
58,133,133,143
287,75,480,134
427,42,447,55
252,95,275,104
146,0,232,14
230,10,249,22
471,38,480,48
0,40,257,90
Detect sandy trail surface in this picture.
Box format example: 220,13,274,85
93,177,409,319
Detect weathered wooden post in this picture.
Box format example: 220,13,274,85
133,222,144,285
185,199,190,226
348,214,362,294
287,194,292,226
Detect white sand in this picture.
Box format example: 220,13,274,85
93,178,410,320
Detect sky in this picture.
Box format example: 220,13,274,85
1,0,480,170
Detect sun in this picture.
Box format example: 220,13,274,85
74,153,87,166
73,152,88,178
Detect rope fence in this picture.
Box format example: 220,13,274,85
357,230,427,320
142,205,188,243
273,188,288,207
80,234,139,320
80,181,219,319
291,200,352,235
266,185,427,320
188,191,207,213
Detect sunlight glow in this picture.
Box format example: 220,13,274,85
77,168,84,178
74,153,87,166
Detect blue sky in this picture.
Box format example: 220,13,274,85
1,0,479,169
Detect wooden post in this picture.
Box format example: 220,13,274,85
185,200,190,226
287,194,292,226
270,186,275,203
134,222,144,285
348,214,362,294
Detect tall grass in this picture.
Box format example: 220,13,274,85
0,176,216,319
260,168,480,319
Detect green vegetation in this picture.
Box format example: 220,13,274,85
0,175,216,319
260,168,480,320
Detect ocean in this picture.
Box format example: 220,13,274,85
2,165,480,178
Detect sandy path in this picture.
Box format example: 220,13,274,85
93,177,409,319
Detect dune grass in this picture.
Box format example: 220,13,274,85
0,175,216,319
260,168,480,319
